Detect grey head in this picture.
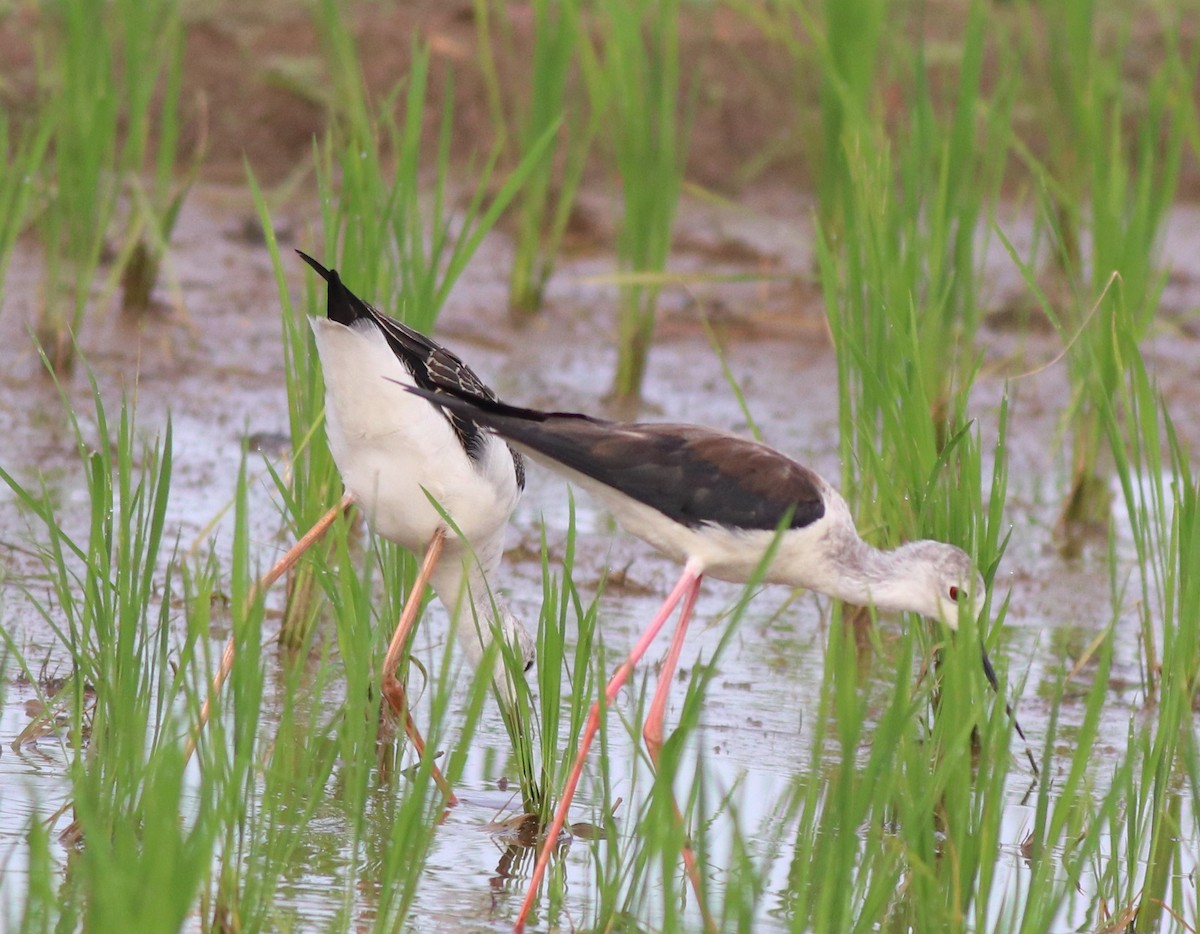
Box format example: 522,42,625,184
498,605,537,673
482,606,536,711
453,601,535,670
897,540,986,629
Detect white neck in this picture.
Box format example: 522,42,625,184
430,550,499,665
816,533,938,618
429,548,526,707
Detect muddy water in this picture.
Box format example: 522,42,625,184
2,185,1199,929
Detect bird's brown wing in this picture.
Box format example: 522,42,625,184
512,419,827,531
406,387,826,532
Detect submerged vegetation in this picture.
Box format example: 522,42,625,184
0,0,1198,931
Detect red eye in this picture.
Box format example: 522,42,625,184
949,586,961,602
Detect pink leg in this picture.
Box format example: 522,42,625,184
513,561,704,933
641,577,701,762
380,528,446,681
184,495,351,764
641,577,714,931
382,684,458,806
379,528,457,805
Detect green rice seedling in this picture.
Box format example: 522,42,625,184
313,2,560,322
710,794,768,933
381,58,558,335
185,456,434,930
1029,0,1099,276
816,150,972,551
474,0,595,317
895,0,1014,405
1003,631,1121,930
998,347,1200,934
531,626,680,930
544,516,605,816
499,495,603,821
595,0,689,405
316,514,391,802
189,461,361,930
457,574,547,818
780,607,902,930
0,112,52,304
731,0,889,233
195,460,274,927
810,77,1042,919
0,364,217,929
813,0,886,240
312,10,558,331
815,119,989,544
28,0,195,360
34,0,122,373
742,0,1015,340
489,515,609,931
788,615,921,926
8,813,63,932
222,510,443,926
303,517,498,928
777,440,1019,930
510,0,594,319
595,677,696,930
249,170,344,649
110,0,193,316
809,592,1044,928
815,0,1012,458
1015,0,1186,529
1096,348,1200,931
817,170,1011,814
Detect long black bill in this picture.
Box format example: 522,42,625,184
981,643,1040,777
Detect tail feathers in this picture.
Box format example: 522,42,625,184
295,250,374,327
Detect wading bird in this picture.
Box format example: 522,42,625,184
186,254,534,803
406,385,989,933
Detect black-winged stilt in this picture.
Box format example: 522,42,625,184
404,386,988,932
186,255,534,803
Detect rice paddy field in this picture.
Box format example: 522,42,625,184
1,1,1199,931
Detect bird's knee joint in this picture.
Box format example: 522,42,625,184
642,721,664,758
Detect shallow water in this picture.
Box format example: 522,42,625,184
1,186,1198,929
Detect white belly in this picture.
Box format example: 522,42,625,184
311,318,520,558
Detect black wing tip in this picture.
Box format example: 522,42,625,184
400,382,558,424
403,382,496,415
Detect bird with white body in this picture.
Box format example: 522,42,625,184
186,255,534,801
404,385,988,932
301,252,534,729
303,252,533,667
